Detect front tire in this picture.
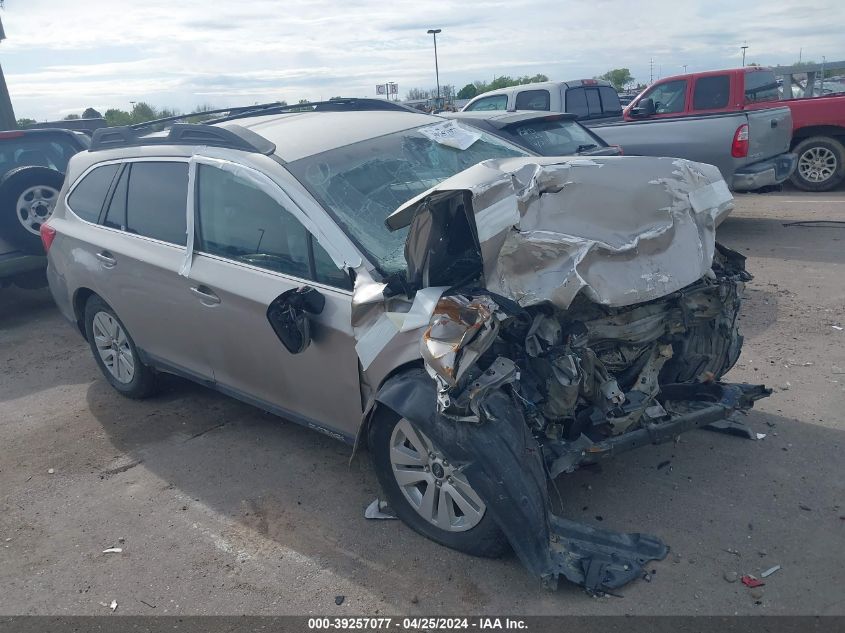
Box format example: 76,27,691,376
790,136,845,192
369,408,508,558
84,295,157,399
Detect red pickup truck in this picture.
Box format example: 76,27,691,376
624,67,845,191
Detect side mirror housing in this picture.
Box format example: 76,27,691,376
630,98,655,118
266,286,325,354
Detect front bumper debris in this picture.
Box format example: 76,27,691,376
547,382,772,477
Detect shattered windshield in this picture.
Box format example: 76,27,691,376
287,121,529,275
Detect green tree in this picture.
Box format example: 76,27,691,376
457,83,477,99
64,113,81,120
16,117,36,128
103,108,133,126
82,107,102,119
598,68,634,91
130,102,157,123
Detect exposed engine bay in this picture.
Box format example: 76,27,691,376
363,156,771,592
420,243,754,475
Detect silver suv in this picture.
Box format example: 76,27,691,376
43,99,769,593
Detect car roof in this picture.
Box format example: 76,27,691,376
449,111,578,127
463,79,615,103
222,109,438,162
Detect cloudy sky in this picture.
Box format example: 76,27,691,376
3,0,843,120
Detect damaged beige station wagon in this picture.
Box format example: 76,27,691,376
42,99,769,593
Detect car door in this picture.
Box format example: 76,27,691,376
77,158,214,381
185,159,362,441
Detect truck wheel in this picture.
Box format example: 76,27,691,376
369,407,509,558
790,136,845,192
0,166,65,253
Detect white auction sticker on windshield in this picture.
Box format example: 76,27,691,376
420,120,482,150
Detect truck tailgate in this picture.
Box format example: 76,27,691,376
746,106,791,162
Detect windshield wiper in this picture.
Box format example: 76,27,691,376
576,144,598,153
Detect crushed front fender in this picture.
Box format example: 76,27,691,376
374,369,677,592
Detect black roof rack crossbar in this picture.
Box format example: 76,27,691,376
89,123,276,154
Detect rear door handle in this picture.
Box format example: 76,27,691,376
96,251,116,267
771,119,778,128
190,285,221,305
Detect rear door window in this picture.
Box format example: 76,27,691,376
514,89,550,110
125,161,188,245
103,165,129,229
744,70,779,103
565,88,589,118
67,163,119,223
465,95,508,111
693,75,730,110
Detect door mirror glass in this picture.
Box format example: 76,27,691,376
631,97,656,117
266,286,326,354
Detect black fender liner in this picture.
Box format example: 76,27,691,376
373,368,668,591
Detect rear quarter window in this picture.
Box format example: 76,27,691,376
67,163,119,223
125,162,188,245
514,89,550,111
465,94,508,111
693,75,730,110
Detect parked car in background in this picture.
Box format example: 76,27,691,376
446,111,622,156
0,129,88,288
0,233,47,289
461,79,624,123
23,117,107,137
43,99,768,593
625,67,845,191
461,76,795,191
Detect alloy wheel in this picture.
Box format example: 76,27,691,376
92,311,135,384
389,418,486,532
797,146,837,183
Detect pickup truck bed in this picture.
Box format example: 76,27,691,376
624,67,845,191
587,106,796,191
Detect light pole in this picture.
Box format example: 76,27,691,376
427,29,442,105
741,42,748,67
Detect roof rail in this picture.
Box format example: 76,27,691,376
88,98,415,153
123,98,413,132
89,123,276,154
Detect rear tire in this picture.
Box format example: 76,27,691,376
0,167,64,253
790,136,845,192
369,407,509,558
84,295,157,399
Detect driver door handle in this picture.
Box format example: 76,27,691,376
190,285,221,305
96,251,116,268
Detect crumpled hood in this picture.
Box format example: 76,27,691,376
386,155,734,309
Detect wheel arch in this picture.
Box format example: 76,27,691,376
791,125,845,145
72,287,97,338
356,360,427,453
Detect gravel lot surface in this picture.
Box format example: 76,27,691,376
1,190,843,615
